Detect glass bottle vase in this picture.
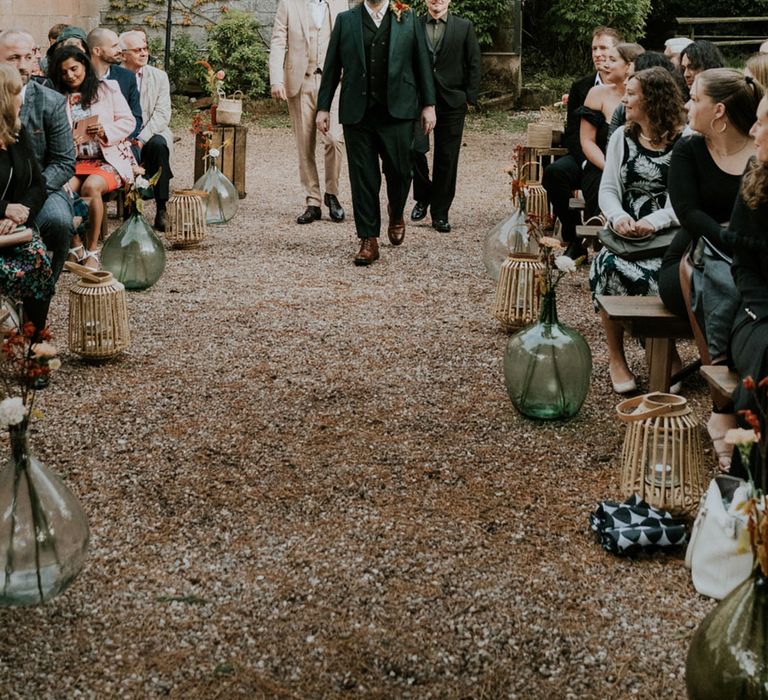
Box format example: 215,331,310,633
0,426,90,606
483,209,538,281
503,290,592,420
687,571,768,699
101,212,166,290
193,160,238,225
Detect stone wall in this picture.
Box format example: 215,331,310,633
0,0,103,45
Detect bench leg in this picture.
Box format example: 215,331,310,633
647,338,673,392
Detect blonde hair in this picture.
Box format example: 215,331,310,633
747,53,768,91
0,64,22,148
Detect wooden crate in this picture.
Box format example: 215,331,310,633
194,125,248,199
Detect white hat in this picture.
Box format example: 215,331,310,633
665,37,694,54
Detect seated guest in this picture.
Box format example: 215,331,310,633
664,37,693,68
577,42,644,228
119,30,173,231
38,23,67,76
660,69,762,469
0,30,75,281
0,64,55,335
746,53,768,89
727,94,768,479
589,67,686,394
680,40,725,96
50,46,136,270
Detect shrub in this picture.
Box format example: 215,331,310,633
414,0,508,48
206,11,269,99
167,32,203,93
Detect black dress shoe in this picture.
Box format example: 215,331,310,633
564,241,588,260
297,206,321,224
411,201,428,221
154,209,167,232
324,193,345,222
432,218,451,233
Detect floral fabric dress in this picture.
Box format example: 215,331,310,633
589,135,676,310
69,93,124,191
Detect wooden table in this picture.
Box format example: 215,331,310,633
194,125,248,199
596,295,693,392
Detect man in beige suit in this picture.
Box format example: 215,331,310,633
119,29,174,232
270,0,346,224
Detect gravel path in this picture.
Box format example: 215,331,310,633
0,119,717,698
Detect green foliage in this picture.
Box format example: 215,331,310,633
412,0,507,48
167,32,203,93
206,11,269,100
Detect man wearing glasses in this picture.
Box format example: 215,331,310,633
119,30,173,232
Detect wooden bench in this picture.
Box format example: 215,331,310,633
575,224,602,250
701,365,739,405
677,16,768,47
597,295,693,392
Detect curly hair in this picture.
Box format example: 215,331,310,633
696,68,764,137
625,67,686,144
0,65,21,148
680,40,725,72
50,45,100,108
743,148,768,209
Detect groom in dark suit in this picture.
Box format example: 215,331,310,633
410,0,481,233
317,0,436,266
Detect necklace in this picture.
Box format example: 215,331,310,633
710,137,752,158
638,130,668,147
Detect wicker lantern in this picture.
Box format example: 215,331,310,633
617,393,706,514
65,262,130,360
165,189,208,249
494,254,545,332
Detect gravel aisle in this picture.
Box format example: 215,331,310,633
0,122,717,698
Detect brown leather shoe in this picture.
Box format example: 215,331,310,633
387,205,405,246
354,237,379,266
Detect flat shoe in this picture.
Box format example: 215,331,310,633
612,377,637,394
707,413,736,471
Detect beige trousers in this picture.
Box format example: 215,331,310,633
286,73,344,207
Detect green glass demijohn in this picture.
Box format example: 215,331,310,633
193,150,239,225
503,290,592,420
101,211,166,290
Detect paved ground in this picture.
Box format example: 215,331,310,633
0,117,717,698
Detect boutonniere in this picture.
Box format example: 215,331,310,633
390,1,410,22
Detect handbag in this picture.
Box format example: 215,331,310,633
216,91,243,126
684,474,754,599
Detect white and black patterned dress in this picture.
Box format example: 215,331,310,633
589,134,677,309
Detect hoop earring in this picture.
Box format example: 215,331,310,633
710,116,727,134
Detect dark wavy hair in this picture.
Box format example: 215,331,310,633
50,45,100,108
680,40,725,72
634,51,675,73
743,151,768,209
625,67,686,144
696,68,764,137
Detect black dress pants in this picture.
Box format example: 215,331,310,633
343,105,413,239
542,154,582,244
141,135,173,209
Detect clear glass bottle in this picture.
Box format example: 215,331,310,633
101,212,166,290
193,153,238,225
0,426,90,606
483,210,538,281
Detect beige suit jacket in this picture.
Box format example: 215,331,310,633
269,0,348,98
137,64,174,159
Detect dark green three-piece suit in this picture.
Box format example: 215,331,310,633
317,3,436,239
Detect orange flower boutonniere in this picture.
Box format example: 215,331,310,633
390,1,411,22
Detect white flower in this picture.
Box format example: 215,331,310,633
48,358,61,371
208,148,220,159
555,255,577,273
134,175,150,190
0,397,26,427
725,428,759,447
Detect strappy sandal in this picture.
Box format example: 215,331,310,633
67,244,85,265
82,248,101,272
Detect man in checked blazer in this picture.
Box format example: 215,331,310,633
270,0,348,225
120,30,174,232
0,29,75,281
409,0,480,233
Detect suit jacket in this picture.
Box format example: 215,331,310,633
105,64,143,140
269,0,348,98
421,13,481,108
564,73,597,161
135,64,173,158
20,80,75,194
0,127,46,221
317,4,436,124
64,79,137,184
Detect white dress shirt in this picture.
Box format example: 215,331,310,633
364,1,388,27
308,0,327,30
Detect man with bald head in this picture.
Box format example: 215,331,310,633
0,29,75,280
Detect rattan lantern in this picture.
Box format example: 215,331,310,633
166,189,208,248
65,262,130,360
494,254,545,332
617,393,706,514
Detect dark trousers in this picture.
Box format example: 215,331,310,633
542,154,583,244
581,162,602,221
412,103,467,220
141,135,173,209
343,106,413,239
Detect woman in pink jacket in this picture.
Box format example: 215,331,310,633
51,45,137,270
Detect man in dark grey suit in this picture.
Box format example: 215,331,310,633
0,30,75,280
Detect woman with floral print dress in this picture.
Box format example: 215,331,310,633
590,67,686,394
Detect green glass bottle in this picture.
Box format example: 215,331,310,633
101,212,166,290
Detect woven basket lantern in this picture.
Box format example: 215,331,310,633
494,253,545,332
165,189,208,249
65,262,130,361
518,161,550,221
617,393,706,514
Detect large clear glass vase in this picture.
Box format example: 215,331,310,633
101,212,166,290
483,209,538,281
0,426,90,606
687,571,768,699
193,160,238,225
503,290,592,420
